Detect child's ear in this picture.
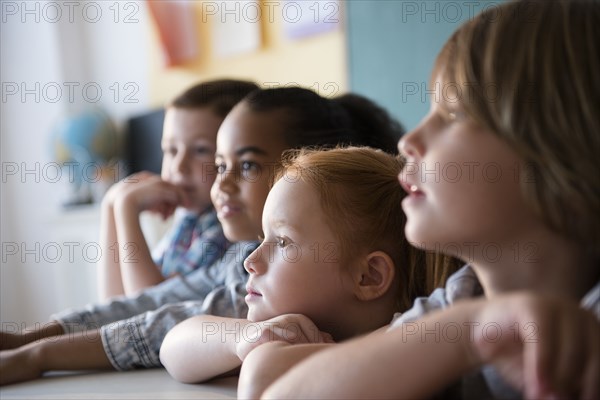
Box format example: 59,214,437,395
353,251,395,302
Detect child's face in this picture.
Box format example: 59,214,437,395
161,107,222,213
397,76,538,259
211,103,289,242
244,177,354,325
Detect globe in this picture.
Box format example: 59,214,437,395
51,109,120,206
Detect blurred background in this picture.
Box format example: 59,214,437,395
1,0,499,326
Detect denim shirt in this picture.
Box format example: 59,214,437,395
52,241,259,370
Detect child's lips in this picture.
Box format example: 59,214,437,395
399,175,426,210
175,187,196,207
245,285,262,302
398,175,425,197
246,287,261,296
217,203,242,218
181,187,197,198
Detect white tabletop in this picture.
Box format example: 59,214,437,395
0,369,237,399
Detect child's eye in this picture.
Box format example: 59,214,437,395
215,163,226,174
163,147,177,156
194,146,210,156
445,109,464,122
241,161,260,172
240,161,261,180
276,236,290,248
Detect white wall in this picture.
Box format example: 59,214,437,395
1,1,151,327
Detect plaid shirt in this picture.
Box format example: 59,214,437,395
152,208,229,278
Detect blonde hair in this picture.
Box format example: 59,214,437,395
276,147,460,311
433,0,600,263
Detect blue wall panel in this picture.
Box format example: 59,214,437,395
347,0,502,131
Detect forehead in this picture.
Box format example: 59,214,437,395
426,72,468,113
264,178,317,219
162,107,222,142
216,103,288,157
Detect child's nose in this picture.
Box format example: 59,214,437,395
172,152,191,176
215,168,238,194
398,124,426,160
243,245,266,275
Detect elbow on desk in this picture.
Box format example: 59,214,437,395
159,334,196,384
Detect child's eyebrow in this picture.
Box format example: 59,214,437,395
271,219,301,232
215,146,269,159
235,146,268,157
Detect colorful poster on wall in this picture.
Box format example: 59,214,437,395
282,0,341,40
147,0,199,67
211,0,261,58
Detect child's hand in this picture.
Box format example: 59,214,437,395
236,314,333,361
115,175,190,218
102,171,155,208
469,293,599,399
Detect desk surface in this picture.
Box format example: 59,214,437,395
0,369,237,399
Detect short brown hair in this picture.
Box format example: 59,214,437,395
170,79,258,118
277,147,460,311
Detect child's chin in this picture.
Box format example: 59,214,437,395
246,309,268,323
245,309,257,322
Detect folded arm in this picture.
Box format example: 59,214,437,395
263,293,600,399
160,313,333,384
239,342,333,399
160,315,249,383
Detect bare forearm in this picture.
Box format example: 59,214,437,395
1,321,64,350
113,199,164,295
24,321,64,344
38,329,113,371
264,302,481,399
1,329,113,386
160,316,249,383
98,201,125,300
239,342,333,399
